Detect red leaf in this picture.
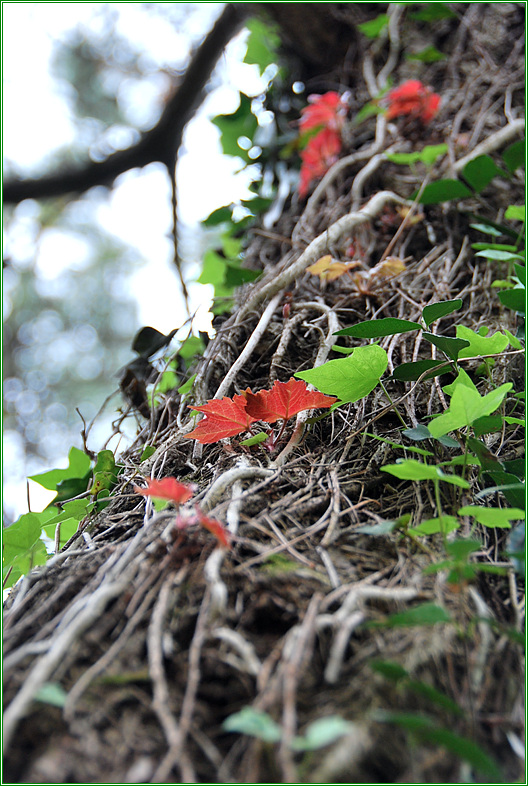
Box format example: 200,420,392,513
244,378,337,424
194,508,231,548
383,79,441,124
300,92,348,133
134,476,195,504
184,394,257,444
299,128,342,197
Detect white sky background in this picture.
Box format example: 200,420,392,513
3,2,269,515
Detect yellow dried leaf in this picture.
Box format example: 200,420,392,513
369,256,406,280
396,206,424,226
307,255,362,282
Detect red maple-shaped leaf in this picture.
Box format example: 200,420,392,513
299,127,342,198
194,507,231,548
383,79,441,125
299,91,348,133
134,476,195,504
244,378,337,424
184,394,257,444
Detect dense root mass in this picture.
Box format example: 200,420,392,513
4,4,524,783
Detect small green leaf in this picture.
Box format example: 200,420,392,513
504,203,525,221
514,263,526,285
295,344,387,404
370,660,409,681
475,249,524,261
403,425,433,441
366,432,433,457
412,516,459,535
291,716,352,752
391,360,451,382
212,94,258,163
381,459,470,488
472,414,504,437
335,318,420,338
458,506,524,528
417,179,472,205
358,14,388,38
428,370,512,438
223,707,281,742
240,432,268,446
421,333,470,361
29,447,91,492
406,45,445,63
243,18,280,75
370,602,452,628
462,155,503,193
202,205,233,227
502,141,525,174
386,144,447,167
410,4,456,21
224,264,261,288
455,326,510,358
140,446,156,462
178,374,197,395
498,288,525,313
422,299,463,326
355,520,398,536
470,223,504,237
35,682,68,708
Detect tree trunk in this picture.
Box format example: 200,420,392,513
3,4,525,783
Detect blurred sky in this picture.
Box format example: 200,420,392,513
3,2,268,515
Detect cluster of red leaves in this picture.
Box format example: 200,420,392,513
185,378,337,444
134,477,230,548
298,92,348,198
383,79,440,125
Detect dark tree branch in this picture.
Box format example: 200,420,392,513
3,4,250,204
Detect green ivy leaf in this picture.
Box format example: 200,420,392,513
29,447,91,493
382,459,470,488
502,141,525,174
504,204,525,221
421,333,470,361
3,511,54,588
391,360,451,382
428,370,512,438
498,288,525,313
335,318,420,338
140,446,156,462
417,179,473,205
406,45,445,63
412,516,459,535
291,716,353,752
455,326,510,358
295,344,387,404
410,4,456,21
35,682,68,708
358,14,388,38
470,222,504,237
458,506,524,528
475,248,524,261
422,299,463,326
202,205,233,227
243,18,280,75
223,707,281,742
240,432,268,447
462,155,504,193
178,374,197,395
212,94,258,163
386,144,447,167
369,602,452,627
